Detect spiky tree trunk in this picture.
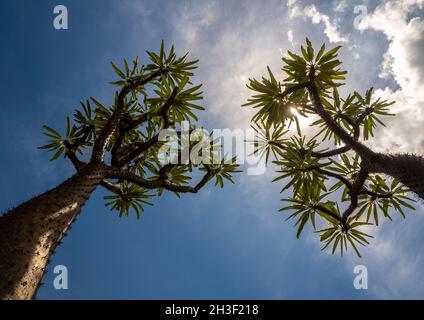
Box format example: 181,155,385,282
370,153,424,200
308,80,424,201
0,163,106,300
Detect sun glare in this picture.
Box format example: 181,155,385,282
290,107,313,129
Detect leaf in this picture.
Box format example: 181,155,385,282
111,61,126,79
296,213,309,238
50,148,63,161
42,125,61,138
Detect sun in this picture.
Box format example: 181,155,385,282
290,107,314,129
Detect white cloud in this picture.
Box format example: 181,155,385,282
287,0,348,43
287,29,294,45
358,0,424,154
359,0,424,96
171,2,217,48
167,1,293,129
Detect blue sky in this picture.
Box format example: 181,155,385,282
1,0,424,299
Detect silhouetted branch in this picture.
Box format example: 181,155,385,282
91,70,162,163
341,166,368,228
106,165,214,193
100,180,124,197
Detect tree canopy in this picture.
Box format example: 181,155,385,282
38,41,240,219
243,38,416,257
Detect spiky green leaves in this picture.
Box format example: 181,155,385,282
110,57,142,87
273,136,328,195
327,154,361,194
353,88,395,140
326,154,416,226
281,183,376,257
147,75,205,124
248,124,288,164
311,89,357,144
150,164,193,198
104,182,154,219
109,40,199,88
201,156,242,188
243,67,296,128
318,220,373,257
310,87,395,143
38,117,84,161
145,40,199,86
243,38,346,131
280,188,338,239
282,38,347,90
356,176,415,225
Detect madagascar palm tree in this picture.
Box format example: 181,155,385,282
243,38,423,257
0,42,239,300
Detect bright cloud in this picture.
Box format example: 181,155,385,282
168,1,294,129
287,0,348,43
358,0,424,154
288,29,294,45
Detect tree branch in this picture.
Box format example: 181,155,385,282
106,165,214,194
119,127,197,166
90,71,162,163
341,166,368,228
161,87,179,129
110,87,179,166
311,146,351,158
312,204,342,222
277,82,310,100
269,141,350,159
100,180,124,197
303,108,373,158
63,141,86,171
307,70,373,159
118,134,161,165
297,165,392,199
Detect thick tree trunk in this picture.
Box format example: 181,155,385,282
0,163,106,300
370,153,424,200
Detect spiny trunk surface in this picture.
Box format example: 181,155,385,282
0,163,106,300
372,153,424,200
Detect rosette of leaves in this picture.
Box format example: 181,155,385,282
352,88,395,140
282,38,347,91
201,156,242,188
247,124,288,163
317,219,373,257
273,136,329,195
242,67,299,128
280,187,337,239
38,116,83,161
104,182,154,219
355,176,415,225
